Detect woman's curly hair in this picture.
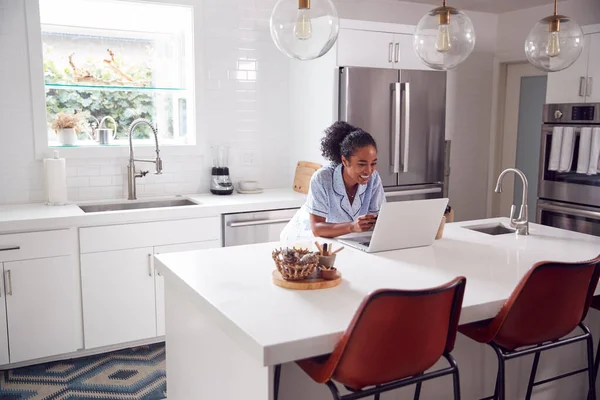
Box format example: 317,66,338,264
320,121,377,164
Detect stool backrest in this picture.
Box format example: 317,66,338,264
328,277,466,390
491,255,600,350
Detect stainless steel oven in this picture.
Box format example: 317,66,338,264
537,200,600,237
537,103,600,236
538,103,600,205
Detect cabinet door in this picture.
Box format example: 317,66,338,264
546,35,591,103
0,266,8,366
5,256,80,363
337,29,395,69
154,240,221,337
81,247,156,349
393,33,431,71
586,33,600,102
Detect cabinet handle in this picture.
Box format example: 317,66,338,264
394,43,399,63
580,77,587,97
148,254,153,277
0,246,19,252
5,270,12,296
587,77,593,96
388,42,393,63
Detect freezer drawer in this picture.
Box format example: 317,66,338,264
223,208,299,247
384,185,443,202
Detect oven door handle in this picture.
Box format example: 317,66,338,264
539,202,600,220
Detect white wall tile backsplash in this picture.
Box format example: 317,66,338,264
0,0,290,205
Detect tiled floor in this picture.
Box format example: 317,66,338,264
0,343,166,399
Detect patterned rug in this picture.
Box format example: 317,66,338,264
0,343,166,400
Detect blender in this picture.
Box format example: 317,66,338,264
210,146,233,195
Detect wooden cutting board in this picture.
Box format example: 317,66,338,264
272,270,342,290
293,161,322,194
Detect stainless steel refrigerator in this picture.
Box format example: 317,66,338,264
339,67,447,202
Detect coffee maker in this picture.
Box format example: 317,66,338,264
210,146,233,195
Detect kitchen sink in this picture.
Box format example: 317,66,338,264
464,223,516,236
79,199,198,213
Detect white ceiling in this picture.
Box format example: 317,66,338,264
405,0,555,14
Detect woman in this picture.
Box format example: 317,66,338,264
281,121,385,242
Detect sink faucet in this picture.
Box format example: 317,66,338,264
127,118,163,200
494,168,529,235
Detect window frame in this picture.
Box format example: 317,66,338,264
26,0,201,159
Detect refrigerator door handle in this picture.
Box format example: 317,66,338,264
400,82,411,173
390,82,402,174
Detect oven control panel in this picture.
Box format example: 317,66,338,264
543,103,600,124
572,106,595,121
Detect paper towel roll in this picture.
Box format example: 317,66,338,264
43,150,68,205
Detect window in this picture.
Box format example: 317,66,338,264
39,0,195,148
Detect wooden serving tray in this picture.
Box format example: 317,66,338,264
272,270,342,290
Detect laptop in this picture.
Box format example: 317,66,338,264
337,198,449,253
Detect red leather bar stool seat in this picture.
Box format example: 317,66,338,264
458,255,600,400
274,277,467,400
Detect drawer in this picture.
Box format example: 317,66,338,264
80,217,221,253
0,229,76,262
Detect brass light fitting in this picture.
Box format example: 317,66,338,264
298,0,310,10
431,0,454,25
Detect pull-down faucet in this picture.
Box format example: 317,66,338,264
127,118,163,200
495,168,529,235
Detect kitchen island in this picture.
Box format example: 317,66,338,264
155,218,600,400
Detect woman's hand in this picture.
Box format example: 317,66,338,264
350,214,377,233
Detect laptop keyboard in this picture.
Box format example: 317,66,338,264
360,241,371,247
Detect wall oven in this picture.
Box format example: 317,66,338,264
537,103,600,236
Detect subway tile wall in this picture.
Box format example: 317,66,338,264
0,0,291,205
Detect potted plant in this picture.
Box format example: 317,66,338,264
51,112,87,146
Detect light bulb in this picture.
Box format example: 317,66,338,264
436,24,451,53
294,9,312,40
546,30,561,57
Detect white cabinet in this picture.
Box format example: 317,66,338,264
337,29,396,69
0,229,81,365
5,256,80,363
337,28,429,71
79,216,221,349
0,271,8,365
586,33,600,102
81,248,156,349
154,240,221,336
546,33,600,103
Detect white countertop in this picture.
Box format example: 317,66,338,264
155,218,600,367
0,189,306,234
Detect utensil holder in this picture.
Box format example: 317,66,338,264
436,216,446,240
318,254,336,268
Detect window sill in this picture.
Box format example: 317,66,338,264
39,142,202,159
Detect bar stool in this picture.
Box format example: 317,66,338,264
458,255,600,400
274,277,467,400
589,297,600,381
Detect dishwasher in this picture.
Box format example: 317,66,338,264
223,208,299,246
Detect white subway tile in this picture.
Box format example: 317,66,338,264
77,166,100,176
100,165,123,175
67,177,89,188
78,187,104,200
89,176,112,187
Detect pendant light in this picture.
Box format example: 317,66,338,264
524,0,584,72
270,0,340,61
413,0,476,71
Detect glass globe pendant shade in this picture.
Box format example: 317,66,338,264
270,0,340,61
413,5,476,71
524,15,584,72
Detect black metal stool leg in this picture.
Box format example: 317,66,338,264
274,364,281,400
491,344,506,400
525,348,542,400
587,335,597,400
452,367,461,400
374,394,380,400
413,381,422,400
